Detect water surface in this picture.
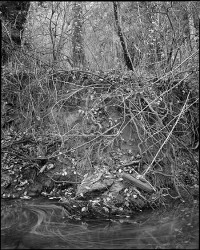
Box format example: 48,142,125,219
1,198,199,249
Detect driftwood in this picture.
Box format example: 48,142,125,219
122,172,155,193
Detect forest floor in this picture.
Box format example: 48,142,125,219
1,116,199,219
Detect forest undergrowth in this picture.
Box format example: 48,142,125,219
1,56,199,217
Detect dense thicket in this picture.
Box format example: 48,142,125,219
1,1,199,207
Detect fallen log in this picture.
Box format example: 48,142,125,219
122,173,155,193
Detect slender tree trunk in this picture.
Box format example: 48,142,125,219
186,3,198,51
113,1,134,71
72,1,85,68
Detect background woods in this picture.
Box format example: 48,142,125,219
1,1,199,71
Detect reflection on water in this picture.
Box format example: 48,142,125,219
1,198,199,249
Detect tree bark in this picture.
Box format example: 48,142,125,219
186,2,198,51
0,1,30,64
72,1,85,68
113,1,134,71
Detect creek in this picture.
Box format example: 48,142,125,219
1,197,199,249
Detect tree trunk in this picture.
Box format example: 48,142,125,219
72,1,85,68
186,3,198,51
0,1,30,64
113,1,134,71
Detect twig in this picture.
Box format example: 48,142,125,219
51,122,121,157
142,91,191,177
121,160,140,167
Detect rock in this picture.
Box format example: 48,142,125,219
76,170,114,197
